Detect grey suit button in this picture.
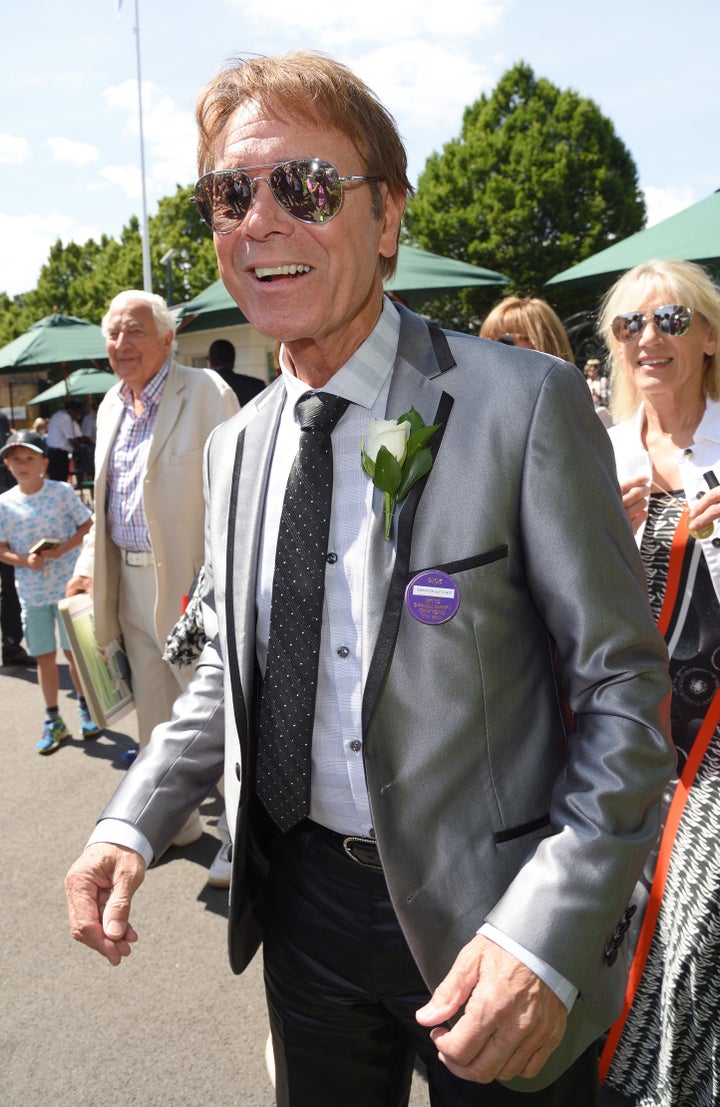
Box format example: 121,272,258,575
349,739,362,753
326,551,338,564
235,762,241,781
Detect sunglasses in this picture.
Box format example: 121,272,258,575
611,305,693,343
192,158,385,234
497,333,529,346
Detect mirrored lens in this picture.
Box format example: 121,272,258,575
270,160,343,223
611,305,693,343
194,170,253,233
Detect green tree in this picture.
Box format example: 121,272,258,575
0,185,218,345
402,62,646,332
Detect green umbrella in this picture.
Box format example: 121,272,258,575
27,367,117,406
546,189,720,293
0,313,109,375
386,245,510,307
175,244,511,332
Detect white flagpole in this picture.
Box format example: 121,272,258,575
133,0,153,291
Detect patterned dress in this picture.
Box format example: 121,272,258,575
601,492,720,1106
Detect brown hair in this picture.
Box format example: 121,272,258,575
195,51,412,279
479,297,574,363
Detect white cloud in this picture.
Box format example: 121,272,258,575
356,42,492,131
99,163,144,200
47,137,99,166
231,0,506,42
644,185,698,228
0,211,99,297
0,133,30,165
102,79,196,194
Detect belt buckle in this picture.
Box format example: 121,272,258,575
342,835,382,869
124,550,152,567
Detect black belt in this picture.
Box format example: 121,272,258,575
309,822,383,869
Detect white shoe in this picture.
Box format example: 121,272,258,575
172,809,203,848
207,839,232,887
265,1032,276,1088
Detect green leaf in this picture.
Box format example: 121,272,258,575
396,447,434,501
405,423,441,461
373,445,403,495
360,442,375,480
396,406,425,435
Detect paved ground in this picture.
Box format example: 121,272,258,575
0,654,428,1106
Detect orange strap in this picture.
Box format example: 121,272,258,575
600,507,713,1080
600,683,720,1080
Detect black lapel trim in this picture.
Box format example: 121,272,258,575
362,389,455,733
427,322,456,375
224,428,248,801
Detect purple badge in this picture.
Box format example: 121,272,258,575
405,570,460,625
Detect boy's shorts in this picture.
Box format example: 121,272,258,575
22,602,71,657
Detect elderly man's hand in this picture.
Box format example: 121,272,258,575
66,574,93,598
415,935,567,1084
65,843,146,967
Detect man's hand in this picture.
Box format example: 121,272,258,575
65,843,146,967
415,935,567,1084
66,574,93,598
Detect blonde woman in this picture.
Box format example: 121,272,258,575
599,259,720,1107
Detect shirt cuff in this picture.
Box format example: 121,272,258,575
87,818,154,868
479,923,578,1012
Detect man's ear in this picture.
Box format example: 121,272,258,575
378,185,406,263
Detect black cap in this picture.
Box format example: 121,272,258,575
0,430,47,459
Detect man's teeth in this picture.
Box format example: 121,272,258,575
255,264,311,279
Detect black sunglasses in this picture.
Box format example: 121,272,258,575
192,158,385,233
611,305,693,343
497,333,529,347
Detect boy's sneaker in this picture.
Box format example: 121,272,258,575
79,705,100,738
37,718,71,755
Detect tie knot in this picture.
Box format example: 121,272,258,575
296,391,350,434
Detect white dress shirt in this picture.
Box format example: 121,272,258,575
257,299,399,836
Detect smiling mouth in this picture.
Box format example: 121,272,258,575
254,264,312,282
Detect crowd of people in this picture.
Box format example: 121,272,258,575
0,47,716,1107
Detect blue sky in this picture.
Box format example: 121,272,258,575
1,0,718,298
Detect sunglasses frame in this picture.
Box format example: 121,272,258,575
611,304,694,343
497,333,530,347
192,158,385,234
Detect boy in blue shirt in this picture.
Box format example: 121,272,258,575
0,430,100,753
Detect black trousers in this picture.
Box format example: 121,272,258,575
261,820,599,1107
46,447,69,482
0,560,22,655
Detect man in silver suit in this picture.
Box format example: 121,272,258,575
65,51,673,1106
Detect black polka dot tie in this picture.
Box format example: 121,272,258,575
255,391,350,832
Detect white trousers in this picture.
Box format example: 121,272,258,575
117,560,192,747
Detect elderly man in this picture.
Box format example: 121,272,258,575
67,291,237,843
66,55,673,1105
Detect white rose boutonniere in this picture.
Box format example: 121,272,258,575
361,407,441,540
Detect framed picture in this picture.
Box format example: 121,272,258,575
59,594,134,728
